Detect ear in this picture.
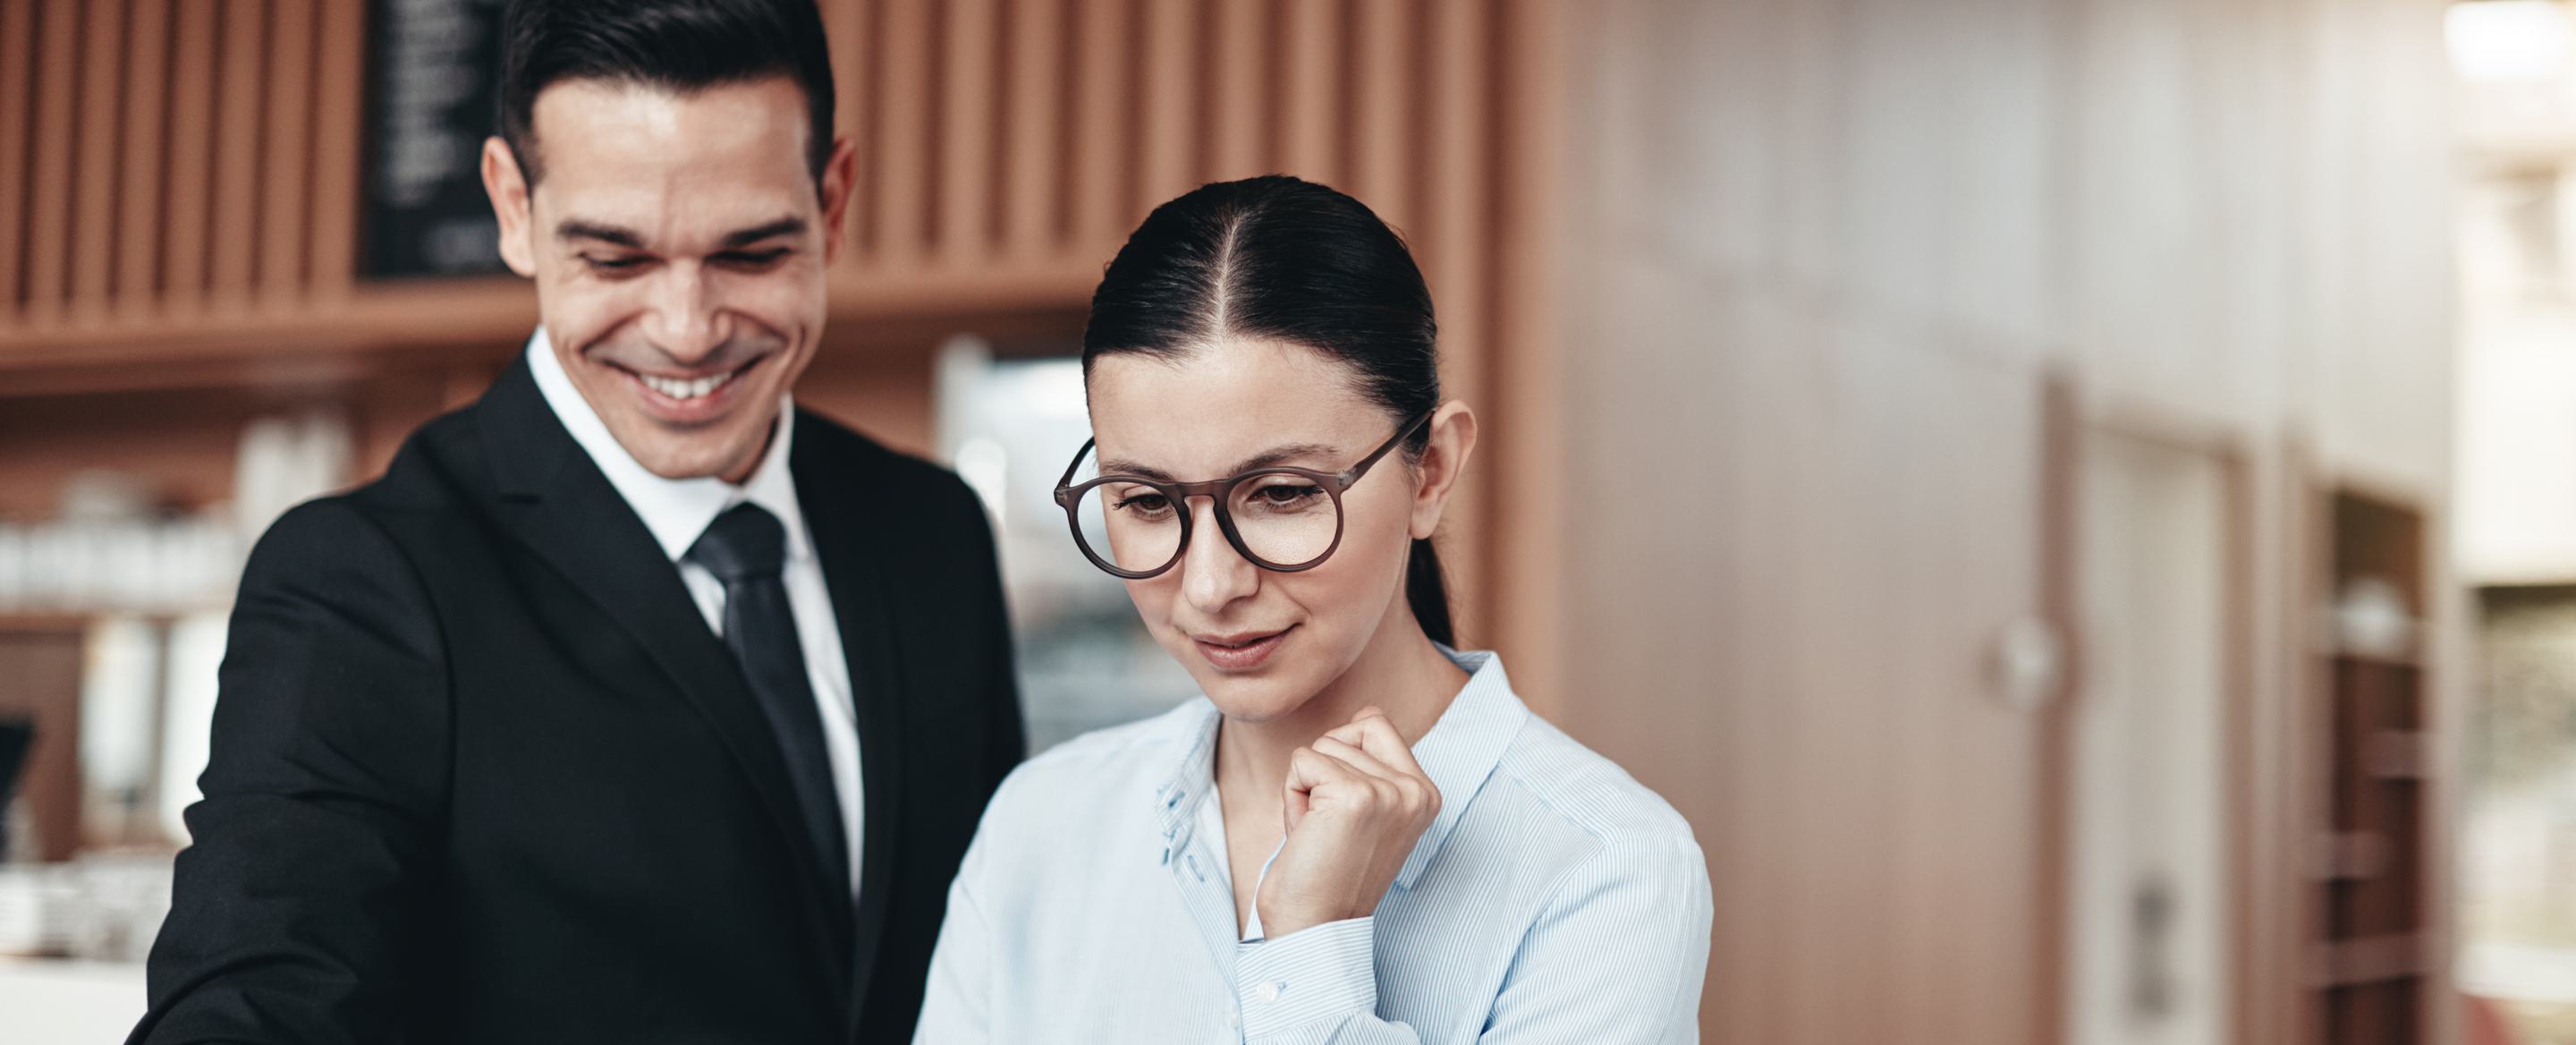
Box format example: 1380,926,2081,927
481,137,538,277
818,132,860,265
1409,400,1479,540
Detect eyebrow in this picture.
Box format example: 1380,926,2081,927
554,216,809,251
1098,442,1343,482
717,217,807,248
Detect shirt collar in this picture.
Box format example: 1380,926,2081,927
1148,644,1531,891
525,327,812,565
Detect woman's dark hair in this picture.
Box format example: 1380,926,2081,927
496,0,836,185
1082,175,1456,647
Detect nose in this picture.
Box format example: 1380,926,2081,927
1178,497,1259,617
637,261,730,365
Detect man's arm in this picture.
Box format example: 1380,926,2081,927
131,499,453,1045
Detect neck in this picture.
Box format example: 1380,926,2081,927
1212,606,1470,819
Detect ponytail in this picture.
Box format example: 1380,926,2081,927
1406,536,1455,648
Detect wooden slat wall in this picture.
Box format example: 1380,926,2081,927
0,1,1530,370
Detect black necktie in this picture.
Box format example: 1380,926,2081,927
687,502,850,896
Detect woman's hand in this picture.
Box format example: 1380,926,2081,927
1255,706,1442,940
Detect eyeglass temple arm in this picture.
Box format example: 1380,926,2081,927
1053,438,1097,506
1337,409,1438,485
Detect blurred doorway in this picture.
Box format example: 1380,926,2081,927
2069,428,2236,1045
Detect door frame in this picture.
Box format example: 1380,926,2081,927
2038,373,2265,1045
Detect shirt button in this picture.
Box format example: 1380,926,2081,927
1254,981,1283,1004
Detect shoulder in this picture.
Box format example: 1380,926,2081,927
244,404,500,577
792,409,962,493
244,495,411,578
1464,718,1710,933
227,495,449,684
791,408,988,533
1491,715,1701,858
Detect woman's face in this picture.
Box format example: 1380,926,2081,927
1085,338,1436,722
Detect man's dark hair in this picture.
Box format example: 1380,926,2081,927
496,0,836,185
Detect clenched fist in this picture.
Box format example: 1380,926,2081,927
1255,706,1442,939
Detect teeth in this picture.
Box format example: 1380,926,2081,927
640,370,733,401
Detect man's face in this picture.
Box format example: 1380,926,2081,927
481,77,855,482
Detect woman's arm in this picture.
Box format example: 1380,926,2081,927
1233,835,1714,1045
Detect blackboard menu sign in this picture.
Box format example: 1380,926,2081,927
361,0,512,279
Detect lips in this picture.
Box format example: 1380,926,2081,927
1192,625,1292,671
611,354,765,423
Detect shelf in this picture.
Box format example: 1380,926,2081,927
0,258,1102,399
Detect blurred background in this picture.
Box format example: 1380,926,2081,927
0,0,2557,1041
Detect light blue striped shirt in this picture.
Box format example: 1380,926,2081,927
913,648,1713,1043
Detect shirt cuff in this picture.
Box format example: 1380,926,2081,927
1233,915,1378,1039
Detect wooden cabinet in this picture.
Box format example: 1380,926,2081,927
2318,492,2436,1045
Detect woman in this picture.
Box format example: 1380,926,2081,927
913,176,1711,1043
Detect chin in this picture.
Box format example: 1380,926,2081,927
1198,673,1318,724
612,420,767,480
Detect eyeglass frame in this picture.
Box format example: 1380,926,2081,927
1052,408,1437,580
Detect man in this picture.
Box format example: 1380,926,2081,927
131,1,1023,1041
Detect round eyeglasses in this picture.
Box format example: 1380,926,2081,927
1052,410,1436,580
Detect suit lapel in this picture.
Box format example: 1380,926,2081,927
474,361,855,973
791,412,910,1034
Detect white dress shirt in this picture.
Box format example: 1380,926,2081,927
913,647,1713,1044
527,327,866,897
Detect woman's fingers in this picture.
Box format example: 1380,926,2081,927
1282,744,1367,830
1309,735,1402,786
1321,707,1434,799
1312,735,1436,827
1344,709,1429,779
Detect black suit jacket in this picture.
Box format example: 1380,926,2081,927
132,358,1024,1043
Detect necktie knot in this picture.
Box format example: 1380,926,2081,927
688,503,787,582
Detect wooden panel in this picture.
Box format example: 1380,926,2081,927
938,0,998,262
1068,0,1133,242
68,0,124,322
823,0,869,260
1207,0,1271,181
1278,0,1342,185
304,0,361,301
208,0,267,308
1485,0,1567,704
1422,0,1492,624
0,0,35,318
1348,0,1414,223
868,0,933,264
160,0,216,310
998,0,1063,259
117,0,173,311
260,0,317,303
24,0,82,324
1136,0,1198,211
